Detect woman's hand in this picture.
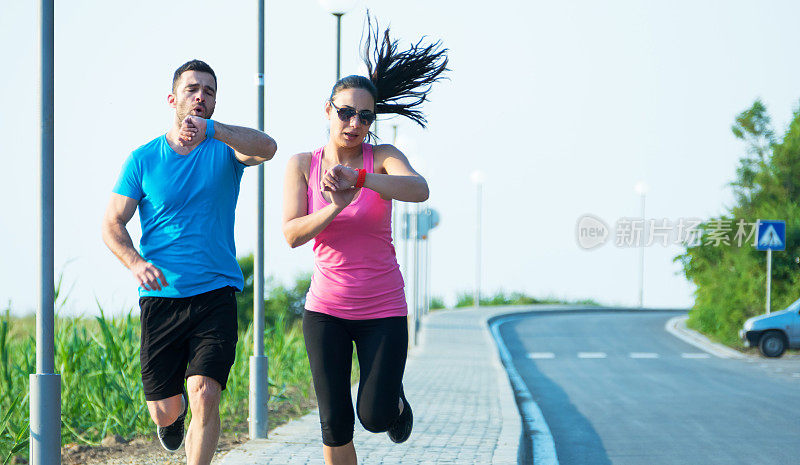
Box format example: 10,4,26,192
322,164,358,190
329,185,358,209
321,167,358,209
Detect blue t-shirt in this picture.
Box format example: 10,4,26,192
113,134,246,298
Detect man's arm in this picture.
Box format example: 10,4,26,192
179,116,277,166
214,121,277,166
101,193,168,291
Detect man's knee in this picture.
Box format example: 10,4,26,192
152,410,179,427
187,376,221,415
147,395,184,427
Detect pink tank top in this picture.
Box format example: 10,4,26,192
304,143,407,320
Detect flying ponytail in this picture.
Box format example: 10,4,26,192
330,12,449,129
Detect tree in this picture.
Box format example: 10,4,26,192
676,100,800,346
235,254,311,331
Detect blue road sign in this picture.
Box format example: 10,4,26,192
402,208,440,240
417,208,440,239
756,220,786,251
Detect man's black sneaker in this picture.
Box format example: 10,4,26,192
157,388,187,452
387,386,413,443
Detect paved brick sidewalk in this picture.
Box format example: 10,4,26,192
220,307,522,465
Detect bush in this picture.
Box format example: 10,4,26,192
455,292,474,308
453,290,599,308
429,296,446,310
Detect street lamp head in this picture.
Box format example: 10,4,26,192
318,0,358,15
634,180,648,195
470,170,486,185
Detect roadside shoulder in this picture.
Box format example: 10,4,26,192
664,315,746,359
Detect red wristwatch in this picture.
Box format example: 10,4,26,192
355,168,367,189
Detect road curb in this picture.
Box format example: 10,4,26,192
664,315,746,359
486,312,559,465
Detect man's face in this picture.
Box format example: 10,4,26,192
168,70,217,122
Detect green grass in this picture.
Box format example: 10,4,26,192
0,305,314,463
453,290,601,308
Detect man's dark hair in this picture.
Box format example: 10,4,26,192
172,59,217,93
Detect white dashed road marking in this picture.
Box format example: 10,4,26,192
527,352,555,359
578,352,607,359
681,353,711,358
522,352,760,360
630,352,660,358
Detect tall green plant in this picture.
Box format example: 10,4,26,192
0,271,315,461
0,392,29,465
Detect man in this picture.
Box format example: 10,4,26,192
101,59,276,465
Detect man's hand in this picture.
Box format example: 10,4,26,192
131,259,169,291
178,116,207,146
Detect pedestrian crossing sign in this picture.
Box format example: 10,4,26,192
756,220,785,251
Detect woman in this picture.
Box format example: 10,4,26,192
281,16,448,465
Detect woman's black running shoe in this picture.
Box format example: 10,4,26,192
387,386,413,443
157,388,187,452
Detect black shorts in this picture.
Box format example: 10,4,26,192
139,286,238,401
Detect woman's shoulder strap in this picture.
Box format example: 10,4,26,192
363,143,375,173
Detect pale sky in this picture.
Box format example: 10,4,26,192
3,0,800,315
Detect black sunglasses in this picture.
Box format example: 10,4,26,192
330,100,376,125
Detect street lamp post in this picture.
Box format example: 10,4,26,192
391,125,399,249
249,0,269,440
425,220,431,316
470,171,485,309
333,12,343,80
318,0,358,81
31,1,60,463
634,181,648,308
412,203,420,344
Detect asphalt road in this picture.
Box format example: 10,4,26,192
496,310,800,465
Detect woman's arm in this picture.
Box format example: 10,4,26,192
282,153,355,248
322,144,429,202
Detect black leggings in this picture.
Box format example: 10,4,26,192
302,310,408,447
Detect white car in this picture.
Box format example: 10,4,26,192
739,298,800,357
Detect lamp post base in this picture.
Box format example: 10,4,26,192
29,373,61,465
248,356,269,439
